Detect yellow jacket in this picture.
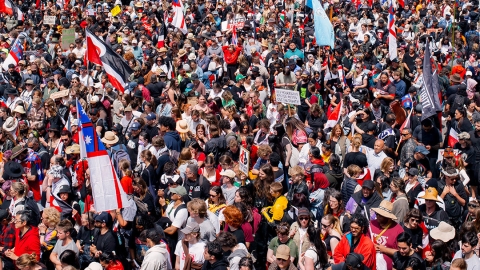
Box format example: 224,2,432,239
262,195,288,223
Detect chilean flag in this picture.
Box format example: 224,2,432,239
325,99,342,129
85,30,133,93
77,99,128,212
2,32,25,70
172,0,187,34
448,127,459,147
0,0,13,15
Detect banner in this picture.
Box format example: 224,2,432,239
312,0,334,48
221,17,246,31
420,37,442,121
110,5,121,16
44,15,56,25
239,147,250,176
61,28,75,50
275,89,301,105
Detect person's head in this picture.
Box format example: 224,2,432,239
326,189,343,212
185,163,199,180
390,177,406,194
444,167,460,186
451,258,468,270
234,187,252,204
204,241,224,262
217,231,238,251
99,252,117,268
361,180,375,198
238,257,254,270
461,231,479,255
276,222,290,243
209,186,226,205
269,182,283,199
223,205,243,228
397,232,413,257
42,207,61,228
349,213,369,237
16,253,40,269
275,244,292,268
374,139,385,154
430,240,451,262
145,228,162,248
288,166,305,184
346,164,362,179
187,198,208,219
14,210,32,229
59,249,79,268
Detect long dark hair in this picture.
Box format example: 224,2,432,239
431,240,452,265
254,164,275,203
306,226,329,268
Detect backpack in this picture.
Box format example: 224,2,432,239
110,146,131,177
18,196,41,226
161,150,180,168
131,195,149,215
451,94,466,114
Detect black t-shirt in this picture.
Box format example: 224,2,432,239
392,251,426,270
343,152,368,168
409,157,431,177
77,226,96,247
306,113,326,131
401,225,424,251
94,230,116,255
228,226,245,244
249,114,261,130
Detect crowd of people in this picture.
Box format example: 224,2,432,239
0,0,479,269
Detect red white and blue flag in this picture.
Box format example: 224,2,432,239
172,0,187,34
77,99,128,212
325,99,342,129
157,22,167,48
231,25,238,46
86,30,133,93
388,0,397,60
2,32,26,70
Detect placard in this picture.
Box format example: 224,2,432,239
44,16,56,25
239,147,250,176
275,88,301,105
61,28,76,50
221,17,246,31
110,5,121,16
187,97,198,106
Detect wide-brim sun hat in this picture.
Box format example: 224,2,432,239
2,117,18,132
371,200,397,220
430,221,455,242
101,131,119,145
176,120,190,133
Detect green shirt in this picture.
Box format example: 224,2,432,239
268,237,298,259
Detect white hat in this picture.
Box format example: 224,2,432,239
188,53,196,61
466,70,473,76
72,119,78,126
85,262,103,270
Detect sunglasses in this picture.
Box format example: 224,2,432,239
468,203,479,208
410,218,420,223
321,223,330,228
209,194,217,197
401,133,409,136
299,217,310,221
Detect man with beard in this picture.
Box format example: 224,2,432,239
90,212,116,259
452,232,480,269
392,233,426,270
345,180,383,220
276,65,296,90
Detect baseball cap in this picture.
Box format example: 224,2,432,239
362,180,375,190
407,168,419,176
276,245,290,260
94,212,112,223
170,186,187,196
220,169,236,178
414,145,429,155
167,175,183,186
180,221,200,234
130,122,141,131
146,113,157,121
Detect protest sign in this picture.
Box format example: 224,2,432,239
61,28,76,50
221,17,246,31
111,5,121,16
239,147,250,176
275,89,301,105
44,16,56,25
187,97,198,106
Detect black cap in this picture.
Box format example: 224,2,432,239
252,66,260,72
362,180,375,190
367,122,377,132
407,168,419,176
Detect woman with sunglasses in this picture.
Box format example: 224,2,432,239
320,214,342,258
207,186,227,219
288,207,312,258
401,209,424,253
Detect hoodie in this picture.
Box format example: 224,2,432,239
227,243,250,270
14,226,41,261
163,131,181,152
346,190,383,220
140,243,172,270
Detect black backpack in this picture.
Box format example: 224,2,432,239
18,196,41,226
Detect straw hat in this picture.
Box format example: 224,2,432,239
177,49,187,58
158,47,168,53
261,39,269,48
430,221,455,242
176,120,190,133
50,90,69,100
65,144,80,154
419,187,440,201
13,106,25,114
101,131,119,145
371,200,397,220
2,117,18,132
10,145,27,160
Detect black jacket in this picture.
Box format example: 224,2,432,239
201,259,228,270
351,190,383,219
184,175,211,202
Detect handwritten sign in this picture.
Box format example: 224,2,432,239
61,28,76,50
221,17,246,31
44,16,56,25
239,147,250,176
275,89,301,105
187,97,198,106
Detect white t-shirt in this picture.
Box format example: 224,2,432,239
165,202,189,240
174,240,206,270
305,247,319,268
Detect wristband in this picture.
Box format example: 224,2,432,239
40,233,45,236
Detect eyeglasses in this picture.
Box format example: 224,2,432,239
468,203,479,208
321,223,330,228
62,138,69,142
356,66,362,69
410,218,420,223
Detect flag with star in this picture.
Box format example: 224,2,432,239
77,99,127,212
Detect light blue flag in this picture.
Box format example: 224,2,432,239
312,0,334,48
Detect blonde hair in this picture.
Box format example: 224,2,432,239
178,147,192,165
352,134,362,148
42,207,61,227
187,198,207,218
289,165,305,176
346,164,362,178
323,214,343,236
380,157,394,173
16,253,39,268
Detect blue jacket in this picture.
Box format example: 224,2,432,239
393,79,406,98
163,131,181,152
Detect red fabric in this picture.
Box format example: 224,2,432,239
83,195,94,213
305,159,329,189
121,176,134,195
196,152,206,163
14,226,41,261
368,220,405,270
106,260,124,270
222,45,242,65
451,65,466,79
333,233,376,270
74,159,88,190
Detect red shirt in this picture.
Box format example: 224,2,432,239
368,220,405,270
121,176,134,195
14,226,41,261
